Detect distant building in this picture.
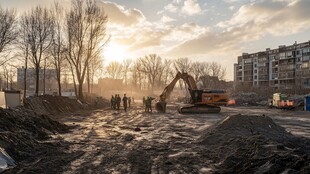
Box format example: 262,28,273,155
17,67,58,95
234,40,310,90
97,78,123,97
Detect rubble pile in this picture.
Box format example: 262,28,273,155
24,95,83,115
198,114,310,173
231,92,269,106
0,108,69,161
0,96,93,173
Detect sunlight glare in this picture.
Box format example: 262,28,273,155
103,43,127,63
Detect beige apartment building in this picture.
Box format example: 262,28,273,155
234,41,310,90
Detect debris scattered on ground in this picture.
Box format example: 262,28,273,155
0,148,15,173
2,99,310,173
0,96,87,173
198,114,310,173
0,108,69,161
231,92,269,106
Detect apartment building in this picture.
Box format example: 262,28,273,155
234,41,310,90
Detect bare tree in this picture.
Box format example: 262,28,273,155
65,0,107,99
209,62,226,80
49,3,66,96
0,6,18,65
122,59,132,85
17,16,30,98
88,55,104,93
174,57,192,73
131,60,143,90
138,54,163,91
191,62,210,81
174,57,192,89
21,6,54,96
106,61,123,79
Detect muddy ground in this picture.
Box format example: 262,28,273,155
5,104,310,174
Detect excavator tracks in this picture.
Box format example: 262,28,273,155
178,104,221,114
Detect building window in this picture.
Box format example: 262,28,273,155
296,50,302,55
297,57,302,62
302,62,309,69
303,48,310,53
303,55,310,61
279,52,286,59
244,59,253,63
286,51,293,57
296,64,301,69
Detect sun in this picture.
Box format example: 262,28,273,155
103,43,127,63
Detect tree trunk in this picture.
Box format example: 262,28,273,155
43,58,46,95
87,66,90,94
78,81,83,100
69,64,78,98
6,74,8,90
35,63,40,96
57,68,61,96
24,57,28,99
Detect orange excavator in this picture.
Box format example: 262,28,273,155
155,72,228,114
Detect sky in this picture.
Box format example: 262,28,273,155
1,0,310,80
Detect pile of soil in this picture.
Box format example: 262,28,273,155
231,92,268,106
198,114,310,173
0,108,83,173
24,95,83,115
0,108,68,161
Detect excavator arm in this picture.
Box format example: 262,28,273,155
156,72,198,112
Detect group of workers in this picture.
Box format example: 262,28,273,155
110,94,155,113
143,96,155,112
110,94,132,112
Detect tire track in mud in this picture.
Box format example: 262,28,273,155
57,105,222,173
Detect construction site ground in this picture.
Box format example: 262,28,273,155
6,103,310,173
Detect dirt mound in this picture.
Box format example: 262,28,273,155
198,114,310,173
24,95,83,115
231,92,268,106
0,108,69,162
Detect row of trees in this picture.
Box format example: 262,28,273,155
0,0,107,99
0,0,227,99
105,56,226,91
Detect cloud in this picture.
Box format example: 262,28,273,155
181,0,202,16
164,3,178,13
229,6,235,10
109,21,209,54
158,0,203,16
167,0,310,57
98,1,145,26
161,15,176,23
218,0,310,36
224,0,243,3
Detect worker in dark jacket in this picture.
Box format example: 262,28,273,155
128,97,131,108
145,96,155,113
143,96,146,109
123,94,128,112
110,95,114,109
116,94,121,110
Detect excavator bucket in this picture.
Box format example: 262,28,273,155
156,101,167,113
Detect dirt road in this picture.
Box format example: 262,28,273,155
44,104,310,173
